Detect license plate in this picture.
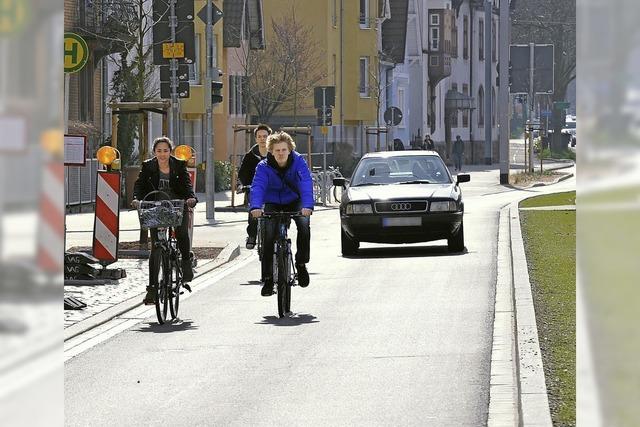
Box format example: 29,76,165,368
382,217,421,227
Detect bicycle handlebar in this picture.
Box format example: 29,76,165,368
260,211,303,218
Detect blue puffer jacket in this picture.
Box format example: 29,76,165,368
249,151,314,210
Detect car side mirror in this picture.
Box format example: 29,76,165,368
333,177,347,187
456,174,470,184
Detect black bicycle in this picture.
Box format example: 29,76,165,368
262,212,300,318
138,191,187,324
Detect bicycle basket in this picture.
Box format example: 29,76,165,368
138,199,185,229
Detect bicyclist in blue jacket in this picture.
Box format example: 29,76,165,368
250,131,314,296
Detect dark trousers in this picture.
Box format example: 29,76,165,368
149,206,191,285
261,201,310,281
246,190,258,238
454,152,463,170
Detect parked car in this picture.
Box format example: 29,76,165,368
334,151,470,255
561,128,577,147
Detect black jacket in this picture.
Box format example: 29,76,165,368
238,144,267,186
133,156,197,202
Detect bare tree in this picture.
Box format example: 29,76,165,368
235,6,325,124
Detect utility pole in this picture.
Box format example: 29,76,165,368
322,88,328,206
169,0,179,144
528,42,535,172
484,0,492,165
498,0,510,184
205,0,215,220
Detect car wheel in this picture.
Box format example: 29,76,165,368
341,228,359,256
448,221,465,253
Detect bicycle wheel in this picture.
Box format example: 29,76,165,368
152,250,170,324
169,253,181,320
276,241,291,318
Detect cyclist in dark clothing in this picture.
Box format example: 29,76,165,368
250,131,314,297
132,136,197,305
238,124,272,249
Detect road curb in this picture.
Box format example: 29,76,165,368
527,171,574,188
63,242,241,342
509,201,553,426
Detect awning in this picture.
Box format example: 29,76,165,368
445,90,475,110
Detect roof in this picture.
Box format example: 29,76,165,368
362,150,442,159
381,0,409,64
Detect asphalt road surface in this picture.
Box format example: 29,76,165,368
64,170,575,426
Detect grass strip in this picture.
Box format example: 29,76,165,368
520,206,576,426
520,190,575,208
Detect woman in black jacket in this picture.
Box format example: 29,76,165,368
132,136,197,305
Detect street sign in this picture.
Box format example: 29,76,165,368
64,32,89,73
160,81,190,99
534,44,554,94
314,86,335,108
197,3,223,26
0,0,28,36
509,44,554,94
384,106,402,126
509,45,529,94
554,101,571,109
64,134,87,166
541,110,552,118
152,21,195,64
159,64,190,81
320,126,328,135
162,42,185,58
153,0,194,22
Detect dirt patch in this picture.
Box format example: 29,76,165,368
67,242,224,260
510,171,566,188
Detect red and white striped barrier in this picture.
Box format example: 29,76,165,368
38,163,64,273
92,170,120,264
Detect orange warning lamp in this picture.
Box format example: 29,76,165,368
40,129,64,156
174,144,194,161
96,146,120,168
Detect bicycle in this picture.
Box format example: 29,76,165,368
261,211,301,318
137,191,188,324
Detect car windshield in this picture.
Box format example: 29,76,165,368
350,155,451,186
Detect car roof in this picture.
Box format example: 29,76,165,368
361,150,442,159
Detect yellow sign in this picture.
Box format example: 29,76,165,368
0,0,28,36
64,33,89,73
320,126,328,135
162,42,185,59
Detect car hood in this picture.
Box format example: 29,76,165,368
346,183,460,202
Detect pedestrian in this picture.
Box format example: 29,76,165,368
250,131,314,296
453,135,464,171
393,138,405,151
424,135,435,151
238,124,272,249
132,136,197,305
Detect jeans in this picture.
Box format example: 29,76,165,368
454,153,463,170
261,201,310,282
149,206,191,285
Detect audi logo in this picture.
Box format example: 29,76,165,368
390,203,412,211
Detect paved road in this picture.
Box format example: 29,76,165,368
64,167,575,426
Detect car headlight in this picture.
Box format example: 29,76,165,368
430,200,457,212
346,203,373,214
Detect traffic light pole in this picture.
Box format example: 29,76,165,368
483,0,492,165
169,0,179,144
528,42,535,173
205,0,215,220
322,88,327,207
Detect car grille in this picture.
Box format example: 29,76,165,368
374,201,428,213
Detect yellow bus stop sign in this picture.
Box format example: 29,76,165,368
0,0,28,36
64,33,89,73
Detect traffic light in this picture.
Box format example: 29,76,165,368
211,68,223,104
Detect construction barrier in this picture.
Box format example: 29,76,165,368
92,170,120,265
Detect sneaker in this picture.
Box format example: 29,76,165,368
261,279,274,296
182,260,194,282
246,236,256,250
143,286,156,305
297,264,309,288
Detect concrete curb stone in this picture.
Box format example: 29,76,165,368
63,242,241,341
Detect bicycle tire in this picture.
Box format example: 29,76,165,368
152,249,170,324
169,253,181,320
276,241,290,318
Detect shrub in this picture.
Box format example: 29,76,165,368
214,160,233,192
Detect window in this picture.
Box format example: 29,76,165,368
333,0,337,27
451,83,459,127
188,34,201,84
430,27,440,51
181,119,203,159
462,84,469,127
359,57,369,96
479,19,484,61
359,0,369,28
430,14,439,26
429,55,439,66
463,16,469,59
492,20,497,62
492,87,496,126
478,86,484,126
398,88,405,127
452,23,458,57
462,84,470,127
228,75,246,116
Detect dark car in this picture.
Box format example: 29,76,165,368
334,151,470,255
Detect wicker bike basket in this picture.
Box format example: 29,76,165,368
137,191,185,229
